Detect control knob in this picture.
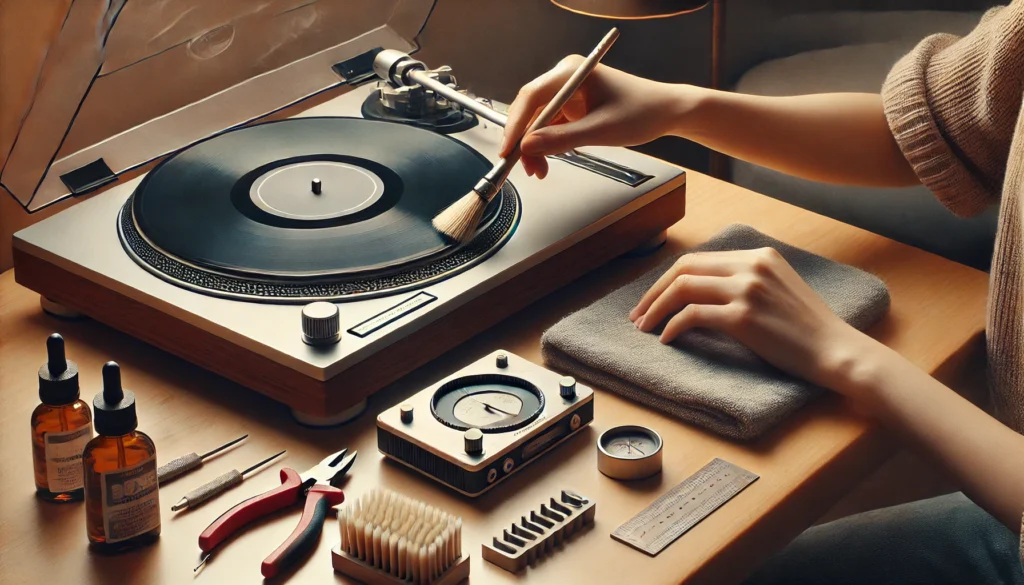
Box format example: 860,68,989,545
464,428,484,455
559,376,577,399
301,302,341,346
400,404,414,424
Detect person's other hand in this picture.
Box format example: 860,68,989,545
630,248,864,388
500,56,691,178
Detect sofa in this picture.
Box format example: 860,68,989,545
722,1,1003,270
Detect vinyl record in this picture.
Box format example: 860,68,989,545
129,117,503,280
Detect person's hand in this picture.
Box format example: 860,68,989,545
630,247,869,390
500,56,692,178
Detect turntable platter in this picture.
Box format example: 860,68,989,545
118,117,520,303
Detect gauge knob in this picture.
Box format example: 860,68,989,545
301,302,341,346
496,353,509,368
559,376,577,399
464,428,484,455
400,403,414,424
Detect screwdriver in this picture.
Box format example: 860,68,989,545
172,450,287,512
157,434,248,485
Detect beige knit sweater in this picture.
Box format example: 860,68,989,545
880,0,1024,562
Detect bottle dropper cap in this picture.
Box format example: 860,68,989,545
93,362,138,436
38,333,80,405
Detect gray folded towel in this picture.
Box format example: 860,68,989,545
541,224,890,440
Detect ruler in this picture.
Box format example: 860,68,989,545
611,458,759,556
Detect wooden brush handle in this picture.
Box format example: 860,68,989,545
481,27,620,189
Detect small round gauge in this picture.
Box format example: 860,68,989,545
597,425,663,480
431,374,545,433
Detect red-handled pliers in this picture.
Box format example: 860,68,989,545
195,448,357,578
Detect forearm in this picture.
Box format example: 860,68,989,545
831,334,1024,531
672,89,920,188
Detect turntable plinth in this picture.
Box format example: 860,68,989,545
13,182,684,419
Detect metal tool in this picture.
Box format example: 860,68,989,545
195,448,357,578
171,450,287,512
156,434,247,485
611,458,759,556
482,490,596,573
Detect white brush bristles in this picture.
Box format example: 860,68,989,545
339,488,463,585
431,192,487,244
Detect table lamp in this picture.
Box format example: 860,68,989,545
550,0,710,19
551,0,721,87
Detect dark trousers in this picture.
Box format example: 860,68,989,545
744,492,1024,585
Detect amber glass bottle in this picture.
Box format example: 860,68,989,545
31,334,93,502
83,362,160,552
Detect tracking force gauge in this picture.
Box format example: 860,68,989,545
377,350,594,496
598,425,663,480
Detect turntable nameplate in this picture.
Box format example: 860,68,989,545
348,292,437,338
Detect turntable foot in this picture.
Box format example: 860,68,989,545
291,399,368,427
40,296,86,320
623,230,668,257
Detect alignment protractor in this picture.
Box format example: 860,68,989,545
431,374,545,433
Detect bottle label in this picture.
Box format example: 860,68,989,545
100,455,160,543
44,424,92,492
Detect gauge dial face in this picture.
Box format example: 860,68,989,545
432,374,544,433
453,391,524,427
599,426,663,460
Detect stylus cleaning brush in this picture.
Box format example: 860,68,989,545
332,488,469,585
431,27,620,244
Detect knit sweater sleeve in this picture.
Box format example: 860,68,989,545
881,2,1024,217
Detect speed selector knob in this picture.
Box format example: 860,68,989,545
301,302,341,346
464,428,484,455
559,376,577,399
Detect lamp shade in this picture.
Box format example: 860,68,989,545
551,0,710,19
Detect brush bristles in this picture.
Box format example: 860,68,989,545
432,192,487,244
339,488,463,585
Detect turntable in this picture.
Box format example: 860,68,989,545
10,0,686,424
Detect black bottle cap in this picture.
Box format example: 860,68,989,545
38,333,80,405
93,362,138,436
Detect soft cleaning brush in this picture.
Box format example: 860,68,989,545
431,27,621,244
332,488,469,585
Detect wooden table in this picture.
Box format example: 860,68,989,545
0,170,989,585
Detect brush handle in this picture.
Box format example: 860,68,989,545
476,27,620,201
157,452,202,484
172,469,243,511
